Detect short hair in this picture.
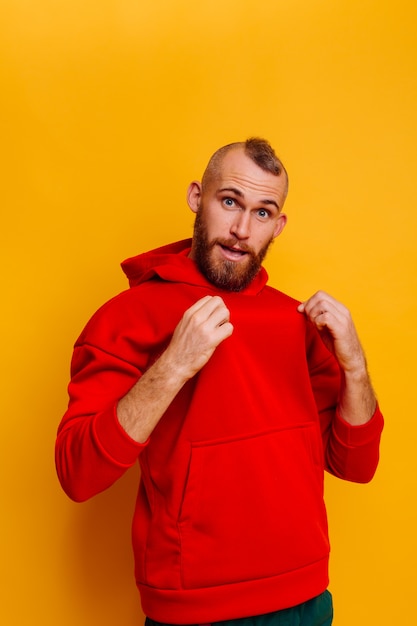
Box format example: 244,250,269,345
201,137,289,197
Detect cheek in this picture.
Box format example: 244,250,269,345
253,224,276,249
205,210,232,236
201,204,226,233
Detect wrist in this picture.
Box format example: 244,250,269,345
340,354,368,379
158,347,193,387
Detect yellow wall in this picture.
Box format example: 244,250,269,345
1,1,416,624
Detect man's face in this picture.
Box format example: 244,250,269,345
188,148,287,292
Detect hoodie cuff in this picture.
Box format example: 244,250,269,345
94,403,148,466
333,404,384,446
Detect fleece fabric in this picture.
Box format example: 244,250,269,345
56,239,383,624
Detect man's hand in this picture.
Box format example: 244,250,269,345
165,295,234,382
297,291,377,425
297,290,366,375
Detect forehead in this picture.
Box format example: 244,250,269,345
212,148,287,204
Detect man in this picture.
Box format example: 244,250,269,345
56,138,383,626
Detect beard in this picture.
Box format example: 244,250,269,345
192,209,274,292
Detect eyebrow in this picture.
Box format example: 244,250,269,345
218,186,280,210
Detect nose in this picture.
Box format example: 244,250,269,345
230,211,251,240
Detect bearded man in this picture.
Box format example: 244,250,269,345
56,138,383,626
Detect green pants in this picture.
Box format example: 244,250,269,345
146,590,333,626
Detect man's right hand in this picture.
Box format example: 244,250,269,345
165,295,234,382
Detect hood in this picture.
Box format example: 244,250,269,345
121,239,268,295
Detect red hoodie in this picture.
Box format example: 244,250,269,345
56,239,383,624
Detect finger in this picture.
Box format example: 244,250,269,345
185,295,217,316
206,298,231,327
205,296,228,313
298,292,348,324
309,301,342,324
215,320,234,341
180,296,232,345
193,295,228,318
181,296,225,328
312,310,332,329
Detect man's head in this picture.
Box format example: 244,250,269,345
201,138,289,197
188,138,288,292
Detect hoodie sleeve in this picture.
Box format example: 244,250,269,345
55,294,158,502
307,325,384,484
55,342,146,502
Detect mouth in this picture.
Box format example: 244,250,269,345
218,243,249,262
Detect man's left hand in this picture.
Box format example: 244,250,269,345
297,290,367,375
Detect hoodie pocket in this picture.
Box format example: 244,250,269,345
178,425,328,589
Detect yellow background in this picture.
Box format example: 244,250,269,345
1,1,416,624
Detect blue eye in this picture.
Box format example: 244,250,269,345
257,209,269,219
224,198,235,207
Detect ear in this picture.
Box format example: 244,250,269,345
273,213,287,239
187,181,202,214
